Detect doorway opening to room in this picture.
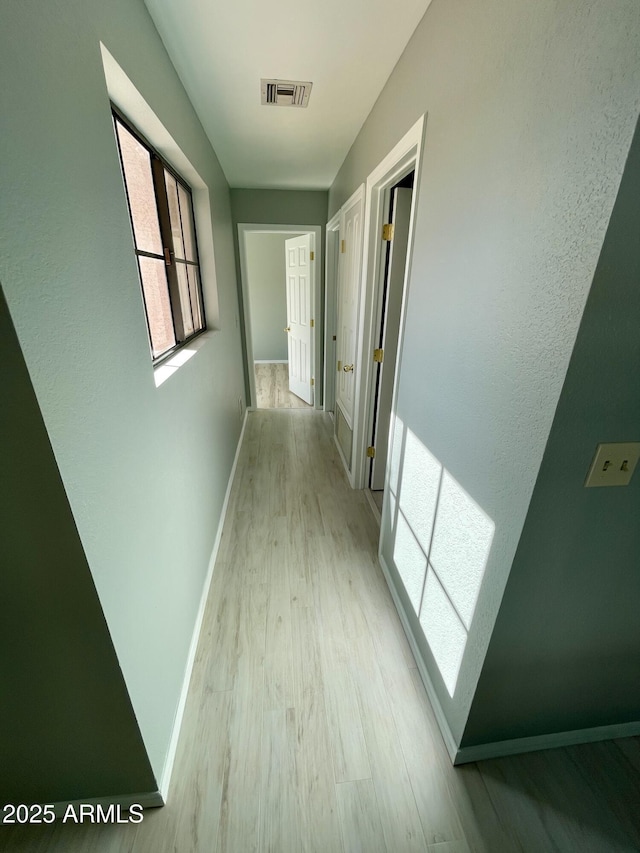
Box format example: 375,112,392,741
237,224,323,410
367,170,414,516
328,116,424,508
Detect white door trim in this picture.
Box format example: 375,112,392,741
370,186,413,490
238,223,322,410
351,115,426,489
323,211,341,414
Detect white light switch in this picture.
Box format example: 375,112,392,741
584,442,640,487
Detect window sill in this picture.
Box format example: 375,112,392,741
153,331,214,387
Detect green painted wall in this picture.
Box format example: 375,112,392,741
462,114,640,746
230,189,328,227
0,289,156,803
0,0,245,790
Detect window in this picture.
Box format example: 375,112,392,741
112,108,206,362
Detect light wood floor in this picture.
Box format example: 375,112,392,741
255,362,311,409
3,410,640,852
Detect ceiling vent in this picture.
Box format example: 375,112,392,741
261,79,312,108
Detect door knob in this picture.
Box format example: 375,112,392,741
284,326,291,332
343,363,354,372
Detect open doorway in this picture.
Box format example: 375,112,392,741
368,171,414,514
238,224,322,410
344,115,425,496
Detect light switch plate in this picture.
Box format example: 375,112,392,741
584,442,640,487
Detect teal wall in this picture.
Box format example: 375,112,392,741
462,114,640,746
0,290,157,803
0,0,245,789
230,189,328,227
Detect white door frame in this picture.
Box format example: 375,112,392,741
369,185,413,490
323,211,341,415
351,115,426,489
238,223,322,410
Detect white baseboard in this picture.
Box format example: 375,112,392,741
363,488,381,524
377,551,459,764
159,410,249,801
333,434,355,487
378,555,640,767
454,719,640,765
51,789,163,817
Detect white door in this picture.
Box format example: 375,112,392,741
335,194,364,427
370,187,413,489
285,233,313,405
323,221,340,414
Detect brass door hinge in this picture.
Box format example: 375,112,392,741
310,250,315,261
341,239,346,253
310,318,315,328
366,446,376,458
311,378,315,387
382,223,394,241
337,360,342,372
373,348,384,363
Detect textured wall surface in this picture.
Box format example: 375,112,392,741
331,0,640,745
0,0,245,785
462,114,640,746
246,233,296,361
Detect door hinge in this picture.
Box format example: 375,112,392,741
382,223,394,241
163,247,172,266
341,239,346,253
337,360,342,372
310,250,315,261
310,318,315,328
332,335,336,341
366,446,376,458
373,348,384,363
311,378,315,387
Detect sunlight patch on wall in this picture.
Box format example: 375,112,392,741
399,429,441,553
419,571,468,695
393,512,428,612
429,471,495,630
385,415,495,696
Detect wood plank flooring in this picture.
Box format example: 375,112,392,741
2,409,640,852
255,362,311,409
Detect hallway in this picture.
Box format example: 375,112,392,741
3,410,639,852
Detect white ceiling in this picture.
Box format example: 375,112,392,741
144,0,432,190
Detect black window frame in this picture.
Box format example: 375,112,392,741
112,105,207,366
